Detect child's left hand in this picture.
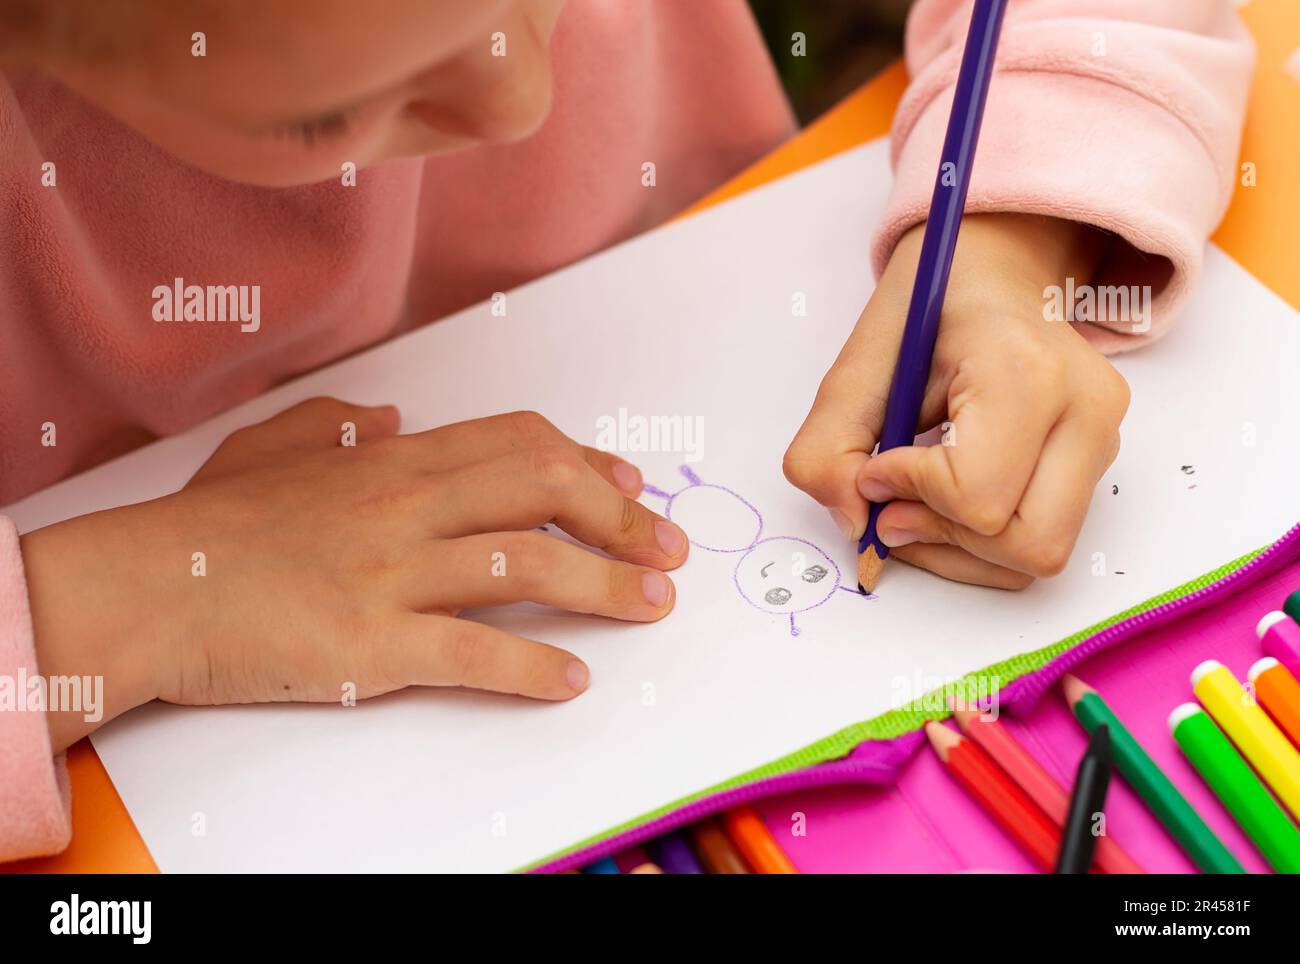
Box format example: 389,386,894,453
783,213,1130,589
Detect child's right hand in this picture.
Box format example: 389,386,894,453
23,399,688,752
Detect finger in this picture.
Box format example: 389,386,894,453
406,532,675,621
429,446,688,569
889,541,1035,591
877,414,1117,577
856,347,1068,536
782,247,953,538
193,397,400,482
989,413,1118,576
386,613,589,701
406,410,643,496
579,446,644,497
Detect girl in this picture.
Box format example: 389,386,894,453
0,1,1253,861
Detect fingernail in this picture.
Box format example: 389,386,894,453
566,660,590,693
655,520,685,556
858,477,892,503
880,528,918,548
828,507,855,540
612,460,642,496
642,571,671,607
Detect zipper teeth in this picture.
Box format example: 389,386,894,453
537,521,1300,872
1010,521,1300,707
542,752,908,873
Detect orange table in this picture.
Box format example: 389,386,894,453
9,0,1298,874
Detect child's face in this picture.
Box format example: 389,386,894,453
19,0,566,186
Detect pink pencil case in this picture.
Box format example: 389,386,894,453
531,521,1300,873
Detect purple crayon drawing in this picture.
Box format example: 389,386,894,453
643,466,874,637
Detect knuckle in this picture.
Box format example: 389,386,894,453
1076,363,1130,422
505,409,560,446
222,424,258,449
528,444,583,490
1020,535,1072,577
781,444,823,495
606,563,627,610
299,395,351,420
957,498,1014,537
615,497,643,543
1102,431,1122,470
1005,332,1060,373
1100,366,1131,417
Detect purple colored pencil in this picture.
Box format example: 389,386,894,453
856,0,1009,591
648,830,704,874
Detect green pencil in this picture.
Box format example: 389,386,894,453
1061,675,1244,874
1170,703,1300,873
1284,589,1300,626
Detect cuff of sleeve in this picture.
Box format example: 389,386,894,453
0,516,72,861
871,70,1226,354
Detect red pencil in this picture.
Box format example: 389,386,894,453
925,721,1060,871
951,707,1143,873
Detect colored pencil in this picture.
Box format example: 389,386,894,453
1061,674,1244,873
583,855,620,875
1283,590,1300,626
689,819,752,874
615,846,663,874
1056,724,1112,874
925,721,1060,870
1192,659,1300,820
952,706,1143,873
857,0,1010,592
721,805,798,874
648,830,704,874
1250,656,1300,749
1169,703,1300,874
1259,610,1300,678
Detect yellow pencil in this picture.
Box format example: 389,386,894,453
1192,660,1300,820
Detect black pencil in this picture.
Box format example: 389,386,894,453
1055,723,1112,874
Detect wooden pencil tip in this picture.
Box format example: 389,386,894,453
950,703,979,730
923,720,959,760
1060,673,1095,707
858,545,886,593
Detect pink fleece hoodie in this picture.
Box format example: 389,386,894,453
0,0,1253,862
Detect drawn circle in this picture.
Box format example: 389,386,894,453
664,483,762,553
733,536,840,615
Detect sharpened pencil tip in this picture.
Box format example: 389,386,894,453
1060,673,1095,708
949,703,978,730
923,720,959,761
858,545,885,593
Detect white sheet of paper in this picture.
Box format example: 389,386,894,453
7,139,1298,872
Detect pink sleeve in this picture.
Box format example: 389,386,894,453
876,0,1255,353
0,517,72,861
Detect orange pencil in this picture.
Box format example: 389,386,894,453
689,819,752,874
615,846,663,874
926,721,1060,871
951,706,1143,873
721,806,798,874
1250,657,1300,749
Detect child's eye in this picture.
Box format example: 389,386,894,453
270,108,357,147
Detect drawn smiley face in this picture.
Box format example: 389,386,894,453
733,537,841,616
